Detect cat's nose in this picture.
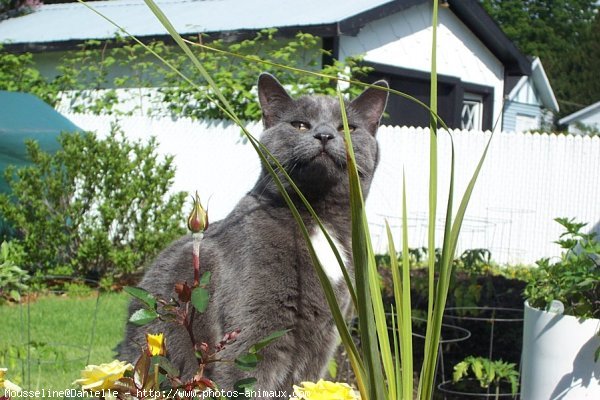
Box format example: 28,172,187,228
313,132,335,145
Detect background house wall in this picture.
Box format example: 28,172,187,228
64,113,600,265
502,101,541,133
339,4,504,131
559,101,600,135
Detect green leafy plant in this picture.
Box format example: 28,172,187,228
524,217,600,319
0,44,60,105
0,128,186,280
453,356,519,399
64,281,94,298
0,240,28,302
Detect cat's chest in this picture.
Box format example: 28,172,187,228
308,226,349,283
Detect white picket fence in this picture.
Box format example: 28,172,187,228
64,113,600,265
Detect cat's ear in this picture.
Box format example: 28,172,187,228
349,80,389,135
258,73,293,128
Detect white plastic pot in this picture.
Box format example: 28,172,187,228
521,301,600,399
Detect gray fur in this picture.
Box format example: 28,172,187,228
119,74,388,396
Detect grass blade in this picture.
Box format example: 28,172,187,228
400,173,414,398
420,0,439,397
390,306,402,395
338,90,386,400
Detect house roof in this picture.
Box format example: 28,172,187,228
0,0,530,75
558,100,600,125
507,57,559,112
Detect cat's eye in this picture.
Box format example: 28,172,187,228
338,124,356,133
291,121,311,131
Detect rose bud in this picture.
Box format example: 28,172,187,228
187,191,208,233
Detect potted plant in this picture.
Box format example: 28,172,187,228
444,356,519,399
521,218,600,399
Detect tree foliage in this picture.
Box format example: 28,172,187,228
0,44,60,105
1,29,372,121
481,0,600,117
0,130,187,281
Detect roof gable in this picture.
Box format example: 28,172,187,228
508,57,559,112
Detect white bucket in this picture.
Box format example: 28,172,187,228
521,301,600,399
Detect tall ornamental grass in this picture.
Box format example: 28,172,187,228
78,0,494,398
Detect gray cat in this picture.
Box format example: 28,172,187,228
119,73,388,397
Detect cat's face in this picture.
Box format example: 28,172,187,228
256,73,388,200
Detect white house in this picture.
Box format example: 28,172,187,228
503,57,559,133
558,101,600,135
0,0,532,132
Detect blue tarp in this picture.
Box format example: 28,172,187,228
0,91,81,237
0,91,81,194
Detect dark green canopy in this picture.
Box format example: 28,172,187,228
0,91,81,194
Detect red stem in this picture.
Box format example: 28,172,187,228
192,251,200,287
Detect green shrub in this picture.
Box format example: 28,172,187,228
0,128,186,280
0,240,28,302
524,217,600,319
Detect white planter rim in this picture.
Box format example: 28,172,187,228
524,299,600,323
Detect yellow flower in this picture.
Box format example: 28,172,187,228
73,360,133,390
291,380,360,400
146,332,166,356
0,367,22,392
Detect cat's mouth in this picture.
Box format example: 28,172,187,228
310,148,342,166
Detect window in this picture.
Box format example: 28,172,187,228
462,93,483,131
363,63,494,130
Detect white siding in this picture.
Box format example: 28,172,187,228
503,102,541,133
64,113,600,266
339,3,504,131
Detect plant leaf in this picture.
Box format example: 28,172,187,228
129,308,158,326
112,377,137,395
191,287,209,313
249,329,290,354
152,355,179,377
453,361,469,383
134,351,151,388
234,377,257,395
509,375,519,396
200,271,212,287
235,353,261,371
124,286,157,310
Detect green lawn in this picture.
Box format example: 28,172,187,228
0,292,129,394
